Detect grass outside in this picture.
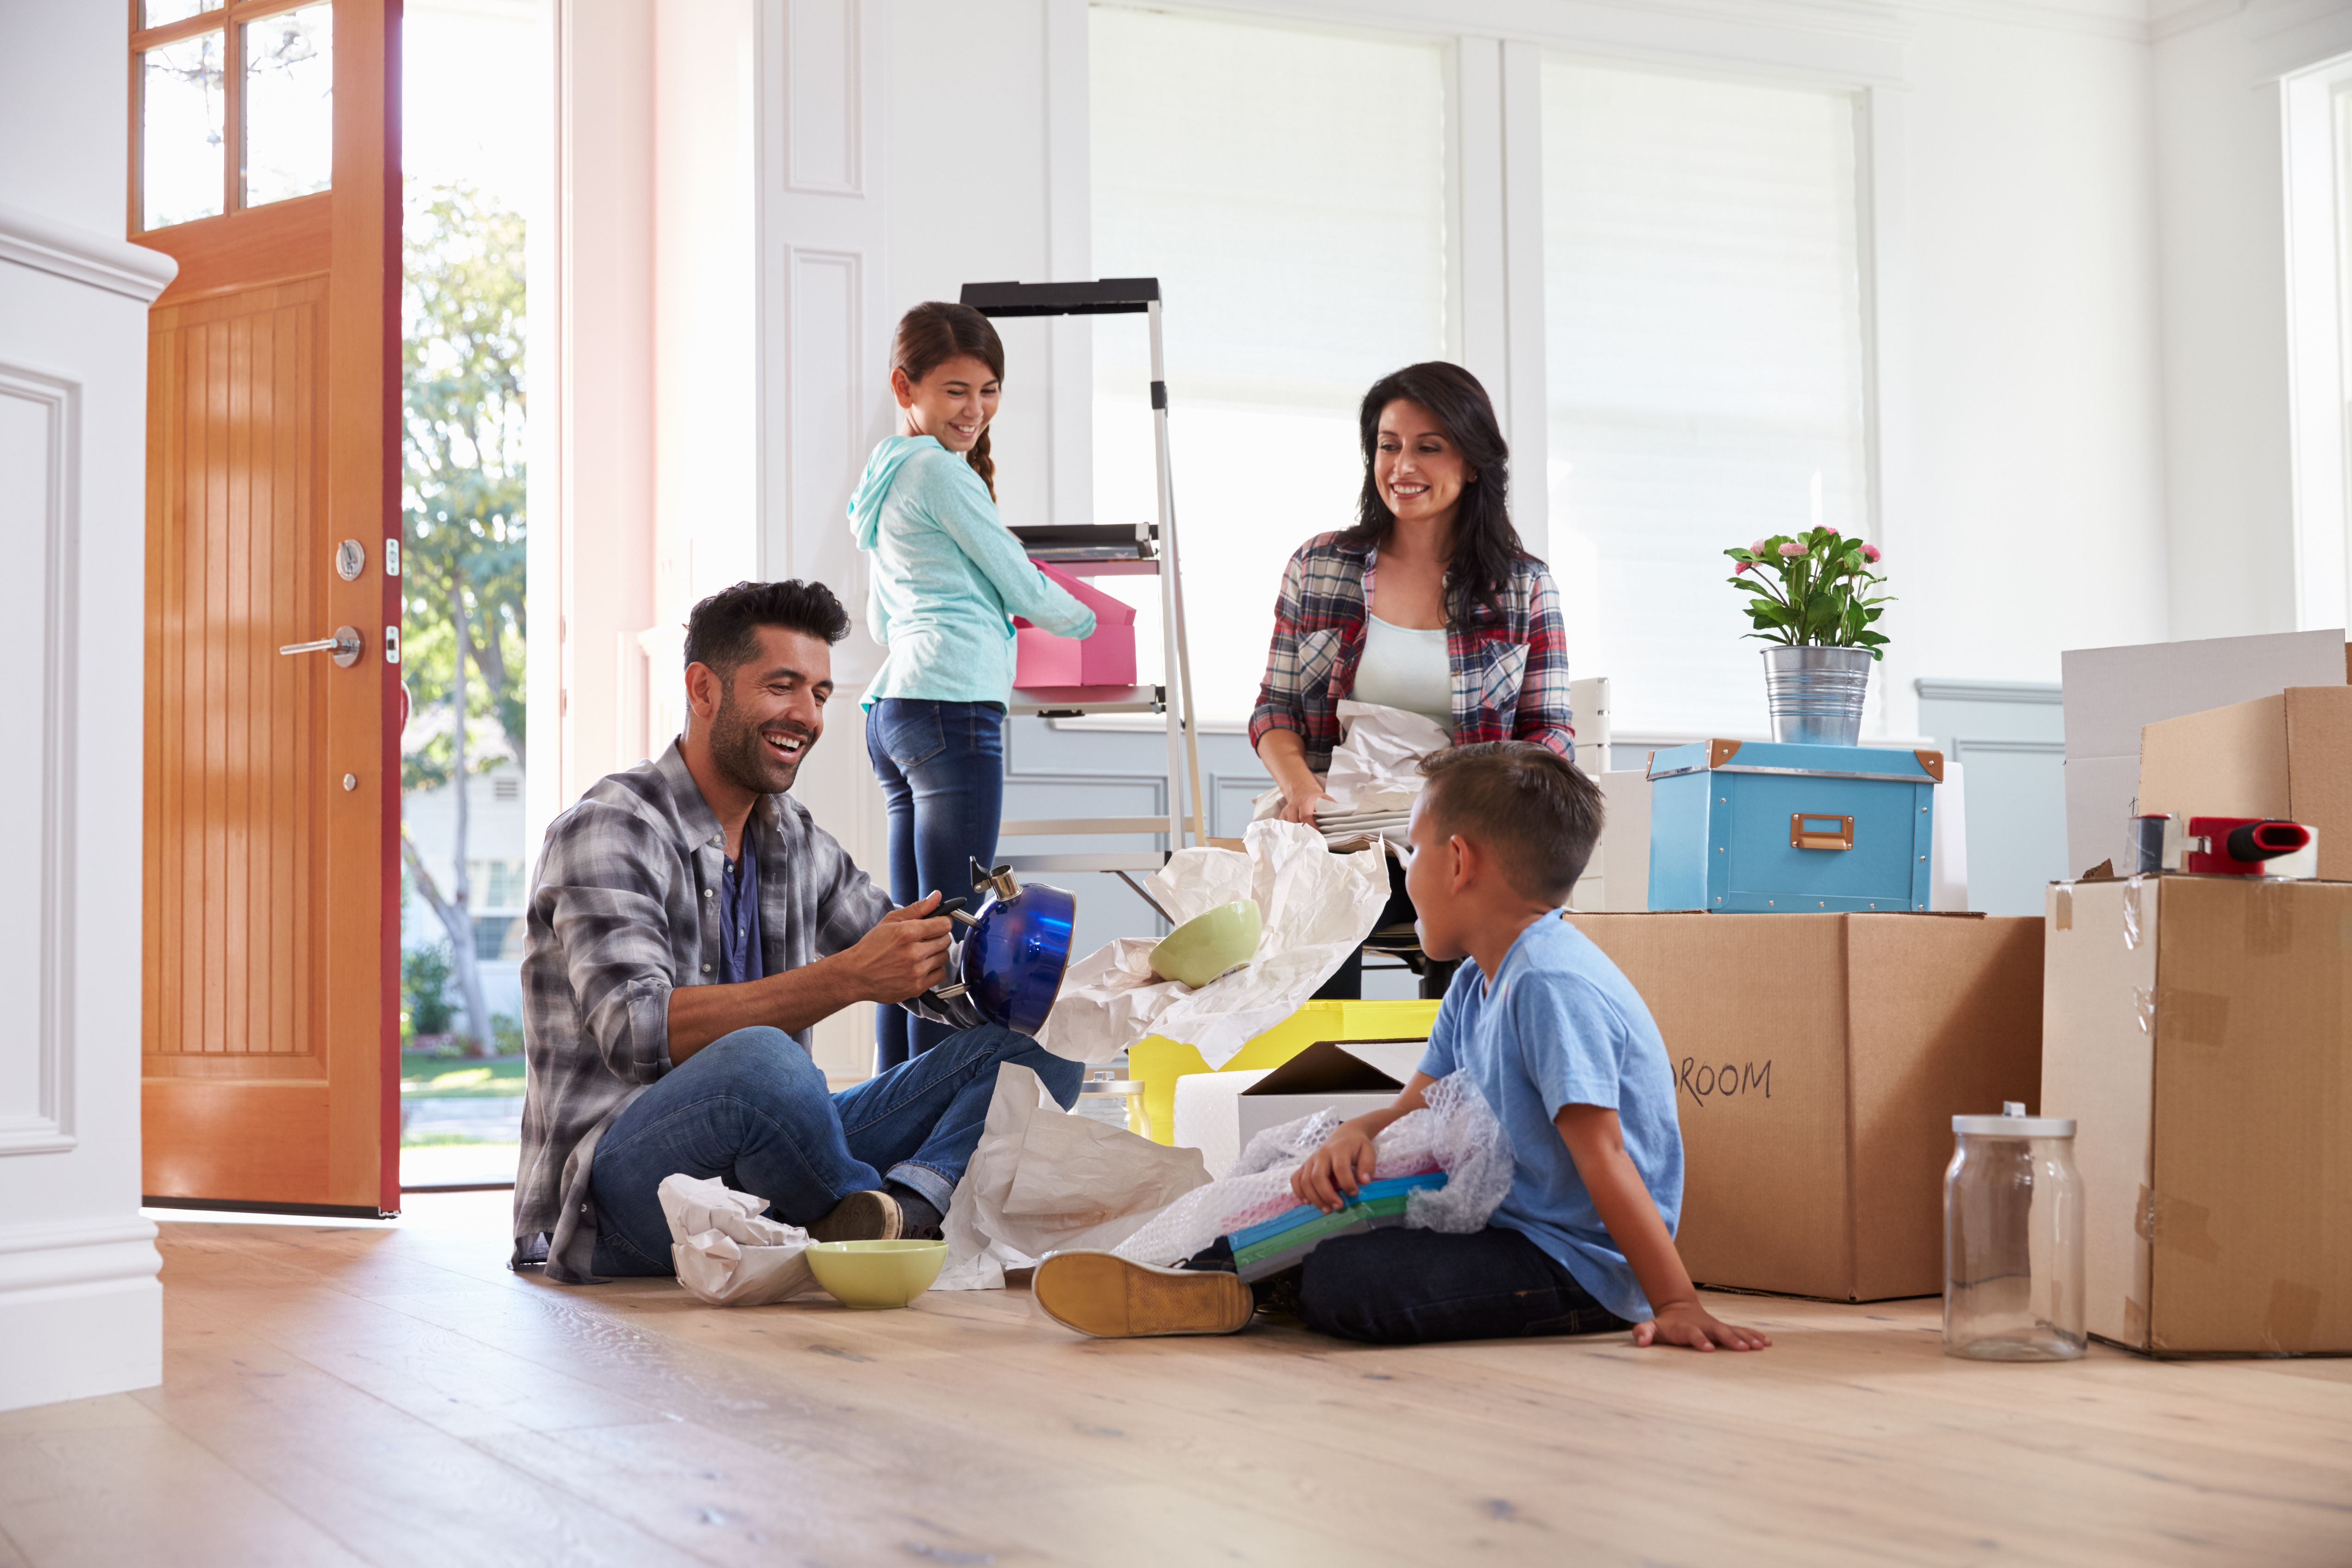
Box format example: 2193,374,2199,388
401,1052,526,1098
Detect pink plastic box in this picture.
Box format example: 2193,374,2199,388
1013,559,1137,690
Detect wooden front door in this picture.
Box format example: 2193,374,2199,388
131,0,403,1215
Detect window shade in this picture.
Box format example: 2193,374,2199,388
1090,5,1449,723
1542,60,1869,737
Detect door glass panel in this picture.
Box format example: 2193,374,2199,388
244,3,334,208
142,0,224,28
141,30,226,230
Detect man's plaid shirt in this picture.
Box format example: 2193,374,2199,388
1248,532,1573,773
512,741,907,1283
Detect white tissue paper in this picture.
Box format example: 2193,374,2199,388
659,1172,822,1306
1036,818,1389,1068
1112,1071,1514,1269
935,1063,1213,1290
1252,701,1446,849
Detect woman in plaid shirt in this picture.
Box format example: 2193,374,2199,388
1250,362,1572,995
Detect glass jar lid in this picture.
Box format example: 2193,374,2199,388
1953,1100,2076,1137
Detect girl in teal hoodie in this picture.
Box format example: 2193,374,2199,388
849,301,1095,1070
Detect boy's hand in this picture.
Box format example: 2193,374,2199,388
1634,1300,1773,1353
1291,1126,1377,1213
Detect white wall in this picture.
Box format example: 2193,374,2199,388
0,0,171,1411
2150,0,2352,644
875,0,2180,740
1885,5,2171,721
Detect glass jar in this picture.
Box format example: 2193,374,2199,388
1943,1102,2085,1361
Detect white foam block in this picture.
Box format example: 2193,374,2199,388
1172,1069,1274,1181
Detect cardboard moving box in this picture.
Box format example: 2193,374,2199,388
2058,629,2348,878
1566,910,2044,1301
2138,686,2352,882
2041,875,2351,1356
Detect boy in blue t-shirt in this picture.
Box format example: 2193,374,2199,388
1033,742,1770,1352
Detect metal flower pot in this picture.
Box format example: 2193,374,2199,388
1761,645,1873,747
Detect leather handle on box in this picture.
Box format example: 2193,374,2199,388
1790,812,1855,851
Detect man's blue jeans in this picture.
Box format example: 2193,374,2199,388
587,1022,1080,1278
866,698,1007,1072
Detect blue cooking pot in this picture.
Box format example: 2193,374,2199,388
934,863,1075,1037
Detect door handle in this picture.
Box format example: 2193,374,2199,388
1789,812,1855,851
280,626,363,668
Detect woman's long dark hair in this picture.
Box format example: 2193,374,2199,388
891,302,1006,499
1344,361,1528,624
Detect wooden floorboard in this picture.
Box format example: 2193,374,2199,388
0,1194,2345,1566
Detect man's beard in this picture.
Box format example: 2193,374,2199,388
708,688,813,796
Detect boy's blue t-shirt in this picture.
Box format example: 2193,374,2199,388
1417,913,1683,1323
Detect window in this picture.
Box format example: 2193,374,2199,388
468,859,530,910
1089,6,1450,723
2283,57,2352,630
1541,60,1869,736
133,0,336,232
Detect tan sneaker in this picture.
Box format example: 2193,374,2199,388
1032,1251,1255,1339
807,1190,903,1243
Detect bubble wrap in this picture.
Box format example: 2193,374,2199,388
1110,1072,1512,1267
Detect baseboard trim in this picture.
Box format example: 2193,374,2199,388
0,1217,163,1413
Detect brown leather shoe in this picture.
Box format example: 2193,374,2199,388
1032,1251,1254,1339
807,1190,903,1243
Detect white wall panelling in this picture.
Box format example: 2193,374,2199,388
0,362,77,1157
785,0,863,195
760,0,898,1073
760,0,894,685
0,186,172,1410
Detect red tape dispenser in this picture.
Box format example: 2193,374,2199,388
2183,817,2315,877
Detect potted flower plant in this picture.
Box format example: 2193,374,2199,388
1723,527,1890,747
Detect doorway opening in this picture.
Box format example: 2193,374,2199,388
395,0,543,1192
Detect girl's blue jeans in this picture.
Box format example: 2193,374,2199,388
587,1022,1080,1278
865,698,1007,1072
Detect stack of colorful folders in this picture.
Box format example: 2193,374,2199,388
1224,1171,1448,1282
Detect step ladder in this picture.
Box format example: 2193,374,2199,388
961,278,1205,912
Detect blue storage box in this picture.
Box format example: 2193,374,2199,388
1646,739,1941,913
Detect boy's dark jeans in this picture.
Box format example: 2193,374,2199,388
1192,1226,1633,1345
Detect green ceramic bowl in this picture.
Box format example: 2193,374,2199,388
805,1239,948,1309
1149,899,1264,987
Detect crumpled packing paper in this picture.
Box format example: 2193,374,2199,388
1036,818,1389,1068
660,1172,821,1307
1251,700,1449,821
935,1063,1211,1290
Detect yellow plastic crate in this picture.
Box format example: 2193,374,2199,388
1126,999,1441,1145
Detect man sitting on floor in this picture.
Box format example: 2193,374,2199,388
511,579,1080,1283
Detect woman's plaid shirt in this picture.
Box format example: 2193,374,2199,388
1248,532,1573,773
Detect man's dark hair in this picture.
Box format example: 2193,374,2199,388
683,579,852,677
1417,741,1604,904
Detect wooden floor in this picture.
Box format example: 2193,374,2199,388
2,1194,2346,1567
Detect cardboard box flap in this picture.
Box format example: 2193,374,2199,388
1242,1039,1420,1096
2061,629,2347,762
2138,694,2290,823
2286,687,2352,879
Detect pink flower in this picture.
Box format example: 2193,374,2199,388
1734,560,1750,575
1861,543,1881,563
1778,541,1807,558
1751,539,1770,554
1822,526,1839,537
